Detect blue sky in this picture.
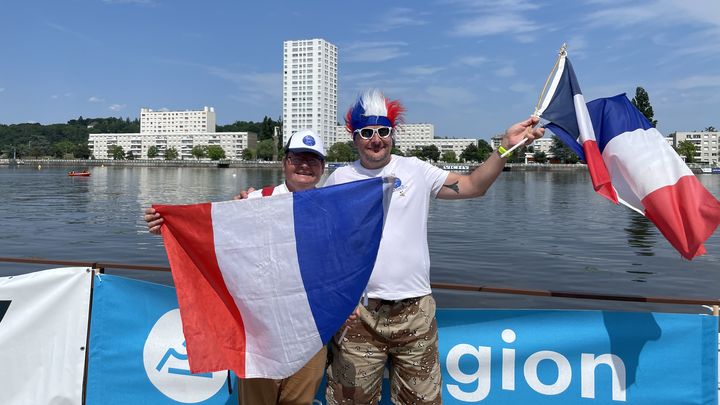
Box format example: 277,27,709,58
2,0,718,140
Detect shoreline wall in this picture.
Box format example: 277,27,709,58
0,158,710,173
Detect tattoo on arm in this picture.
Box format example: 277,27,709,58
443,181,460,194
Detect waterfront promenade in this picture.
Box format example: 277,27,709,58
1,158,712,173
0,158,624,172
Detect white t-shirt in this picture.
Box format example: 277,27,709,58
323,155,449,300
247,183,289,199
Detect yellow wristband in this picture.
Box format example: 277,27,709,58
497,145,511,158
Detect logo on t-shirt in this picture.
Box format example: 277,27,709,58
392,175,408,196
302,135,316,146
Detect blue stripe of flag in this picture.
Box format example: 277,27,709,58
542,58,584,141
292,177,384,343
586,94,654,153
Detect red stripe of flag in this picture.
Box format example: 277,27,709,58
581,140,618,203
154,203,247,376
642,176,720,260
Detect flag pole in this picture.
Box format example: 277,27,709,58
500,43,568,158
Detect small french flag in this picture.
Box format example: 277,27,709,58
155,177,393,378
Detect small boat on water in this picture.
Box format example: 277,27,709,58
68,171,91,177
700,167,720,174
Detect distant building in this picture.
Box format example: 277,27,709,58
140,106,216,134
88,107,257,160
673,131,719,165
492,135,555,162
283,39,338,147
334,123,476,158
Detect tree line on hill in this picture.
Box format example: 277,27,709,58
1,88,714,163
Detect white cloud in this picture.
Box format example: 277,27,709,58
109,104,127,111
584,0,720,29
442,0,540,13
402,66,446,76
671,75,720,90
51,93,73,100
494,66,516,77
457,56,488,67
88,96,104,103
343,41,409,63
424,86,477,106
102,0,156,5
343,72,385,82
365,7,428,32
45,22,99,45
509,82,534,93
451,13,540,36
206,67,281,101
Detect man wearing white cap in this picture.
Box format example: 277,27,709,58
143,129,327,405
237,128,327,404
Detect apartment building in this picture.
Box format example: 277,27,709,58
140,106,216,134
674,131,720,165
282,39,338,146
88,107,257,160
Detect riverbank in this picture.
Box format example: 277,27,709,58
0,158,711,173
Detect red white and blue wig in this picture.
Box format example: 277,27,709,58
345,89,405,135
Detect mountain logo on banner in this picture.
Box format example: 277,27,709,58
0,300,10,324
142,309,228,403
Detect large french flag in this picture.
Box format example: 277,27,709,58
548,93,720,259
540,56,618,203
154,177,393,379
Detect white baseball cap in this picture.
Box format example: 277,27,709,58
285,129,326,159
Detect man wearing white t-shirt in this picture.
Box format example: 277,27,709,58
324,89,545,405
144,129,329,405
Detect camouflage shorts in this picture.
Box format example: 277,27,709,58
326,294,441,405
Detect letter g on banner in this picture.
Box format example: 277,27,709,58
143,309,228,403
446,343,492,401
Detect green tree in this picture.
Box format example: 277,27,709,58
256,139,276,161
631,87,657,128
74,143,91,159
550,137,579,163
125,150,136,160
421,145,441,162
477,139,493,161
391,146,404,156
441,150,458,163
108,145,125,160
147,145,159,159
533,150,548,163
407,148,425,160
51,140,76,158
164,147,179,160
460,143,479,162
326,142,355,162
206,145,226,160
241,148,254,160
191,145,208,160
676,140,697,163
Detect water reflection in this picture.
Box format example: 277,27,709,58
624,211,656,257
1,166,718,313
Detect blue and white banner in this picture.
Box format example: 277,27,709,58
0,267,91,405
86,274,237,405
439,309,716,404
315,309,717,404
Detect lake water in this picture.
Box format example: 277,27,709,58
1,165,718,314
